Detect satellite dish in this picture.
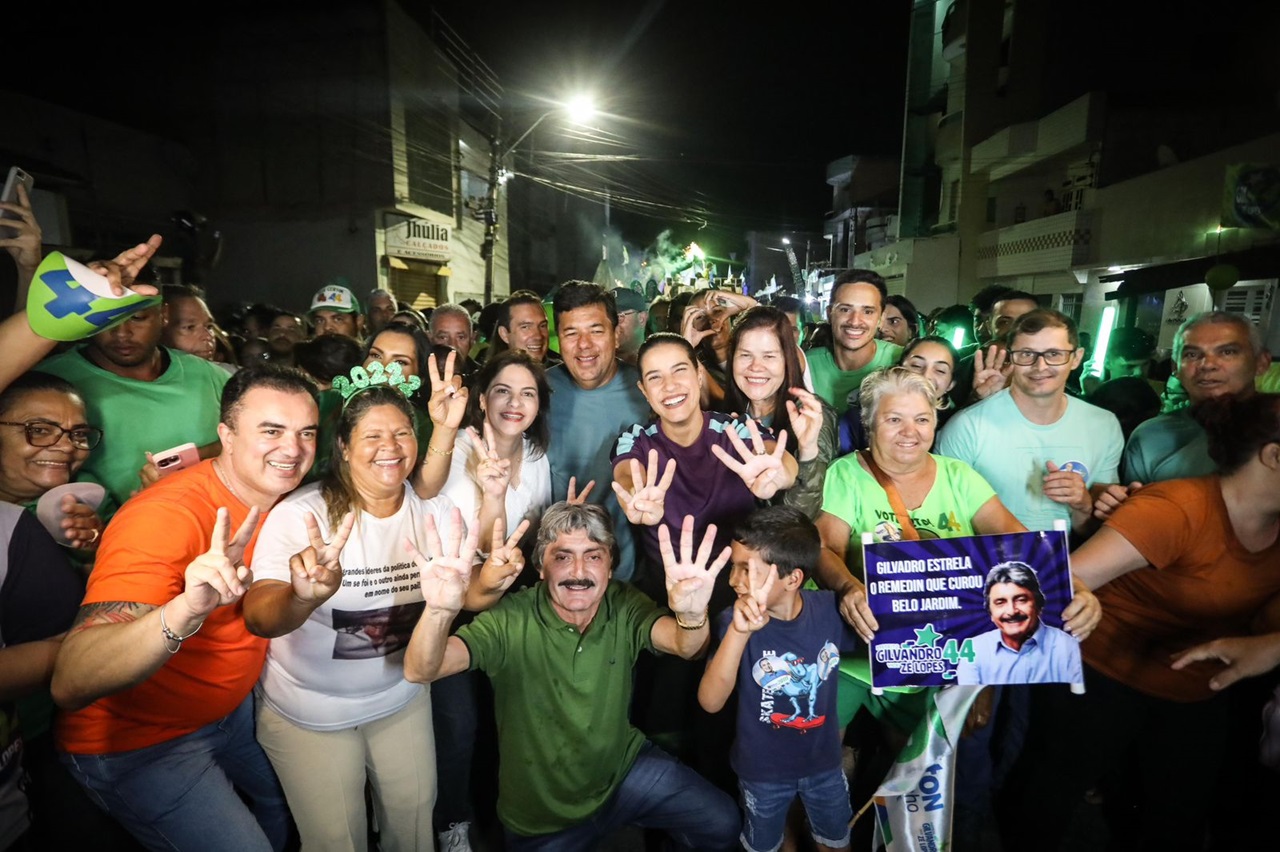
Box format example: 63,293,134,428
1156,145,1179,168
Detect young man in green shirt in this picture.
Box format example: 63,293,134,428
808,269,902,415
404,503,740,850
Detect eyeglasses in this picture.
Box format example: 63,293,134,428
1007,348,1075,367
0,420,103,450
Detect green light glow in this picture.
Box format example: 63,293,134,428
950,327,966,349
1091,306,1117,378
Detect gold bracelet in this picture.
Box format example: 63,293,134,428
675,611,708,630
426,443,453,457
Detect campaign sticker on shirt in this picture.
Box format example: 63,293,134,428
861,530,1083,690
1055,460,1090,479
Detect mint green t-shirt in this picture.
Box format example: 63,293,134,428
820,452,997,546
807,341,903,415
936,388,1122,531
38,347,229,513
457,581,664,836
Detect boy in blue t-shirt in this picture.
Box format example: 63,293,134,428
698,506,859,852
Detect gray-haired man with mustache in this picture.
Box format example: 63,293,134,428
958,561,1082,686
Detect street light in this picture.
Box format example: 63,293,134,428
481,96,597,302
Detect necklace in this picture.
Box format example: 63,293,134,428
212,459,248,506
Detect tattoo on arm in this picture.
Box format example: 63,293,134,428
69,601,157,634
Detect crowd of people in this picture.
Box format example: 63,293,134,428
2,181,1279,852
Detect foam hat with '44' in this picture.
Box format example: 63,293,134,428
26,252,162,341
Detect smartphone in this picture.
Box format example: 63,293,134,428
153,442,201,477
1,166,34,221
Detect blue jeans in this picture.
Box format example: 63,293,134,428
60,694,290,852
504,742,739,851
740,767,852,852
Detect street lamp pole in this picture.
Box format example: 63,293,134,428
481,101,593,304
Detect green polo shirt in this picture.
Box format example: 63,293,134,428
457,580,665,836
808,341,902,414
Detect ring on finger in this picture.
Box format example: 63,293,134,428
88,528,101,544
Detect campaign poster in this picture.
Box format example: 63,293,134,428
862,530,1082,689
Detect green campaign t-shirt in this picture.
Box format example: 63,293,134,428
807,340,903,415
38,347,229,513
457,581,664,836
820,451,997,544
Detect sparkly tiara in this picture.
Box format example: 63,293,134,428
333,362,421,404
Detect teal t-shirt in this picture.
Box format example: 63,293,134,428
38,347,229,513
935,388,1122,531
545,361,651,581
807,341,903,415
457,581,664,836
1121,409,1214,484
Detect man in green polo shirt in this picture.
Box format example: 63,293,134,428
807,269,902,415
405,503,740,850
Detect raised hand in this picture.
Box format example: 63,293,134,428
1170,634,1280,691
566,476,596,505
1044,461,1091,515
87,234,163,297
710,418,790,499
59,494,105,550
731,555,776,634
0,181,43,274
426,349,469,430
660,514,730,622
184,507,261,617
972,345,1011,400
471,422,512,499
409,508,481,614
475,516,531,597
680,305,715,349
288,511,355,604
784,386,824,462
612,450,676,526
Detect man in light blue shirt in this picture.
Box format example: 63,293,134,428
958,561,1083,686
937,309,1122,535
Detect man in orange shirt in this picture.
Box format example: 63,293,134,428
51,365,321,852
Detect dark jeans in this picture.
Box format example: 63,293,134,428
60,694,290,852
997,666,1228,852
504,742,740,851
431,668,478,829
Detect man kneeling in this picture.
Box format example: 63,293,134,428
405,502,740,850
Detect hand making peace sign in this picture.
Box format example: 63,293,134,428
287,511,356,605
426,349,469,430
731,555,776,635
474,516,532,598
184,506,261,618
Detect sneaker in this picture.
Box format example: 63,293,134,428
438,821,472,852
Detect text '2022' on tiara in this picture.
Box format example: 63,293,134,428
332,362,421,405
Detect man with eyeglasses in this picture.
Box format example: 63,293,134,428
39,302,229,514
938,309,1123,536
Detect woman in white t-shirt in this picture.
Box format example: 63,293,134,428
440,350,553,546
242,375,518,852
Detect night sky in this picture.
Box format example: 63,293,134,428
434,0,910,252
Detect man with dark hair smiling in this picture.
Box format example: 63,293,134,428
51,364,321,852
807,269,901,414
545,281,651,581
958,561,1082,685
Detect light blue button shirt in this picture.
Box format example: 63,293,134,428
957,622,1083,685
